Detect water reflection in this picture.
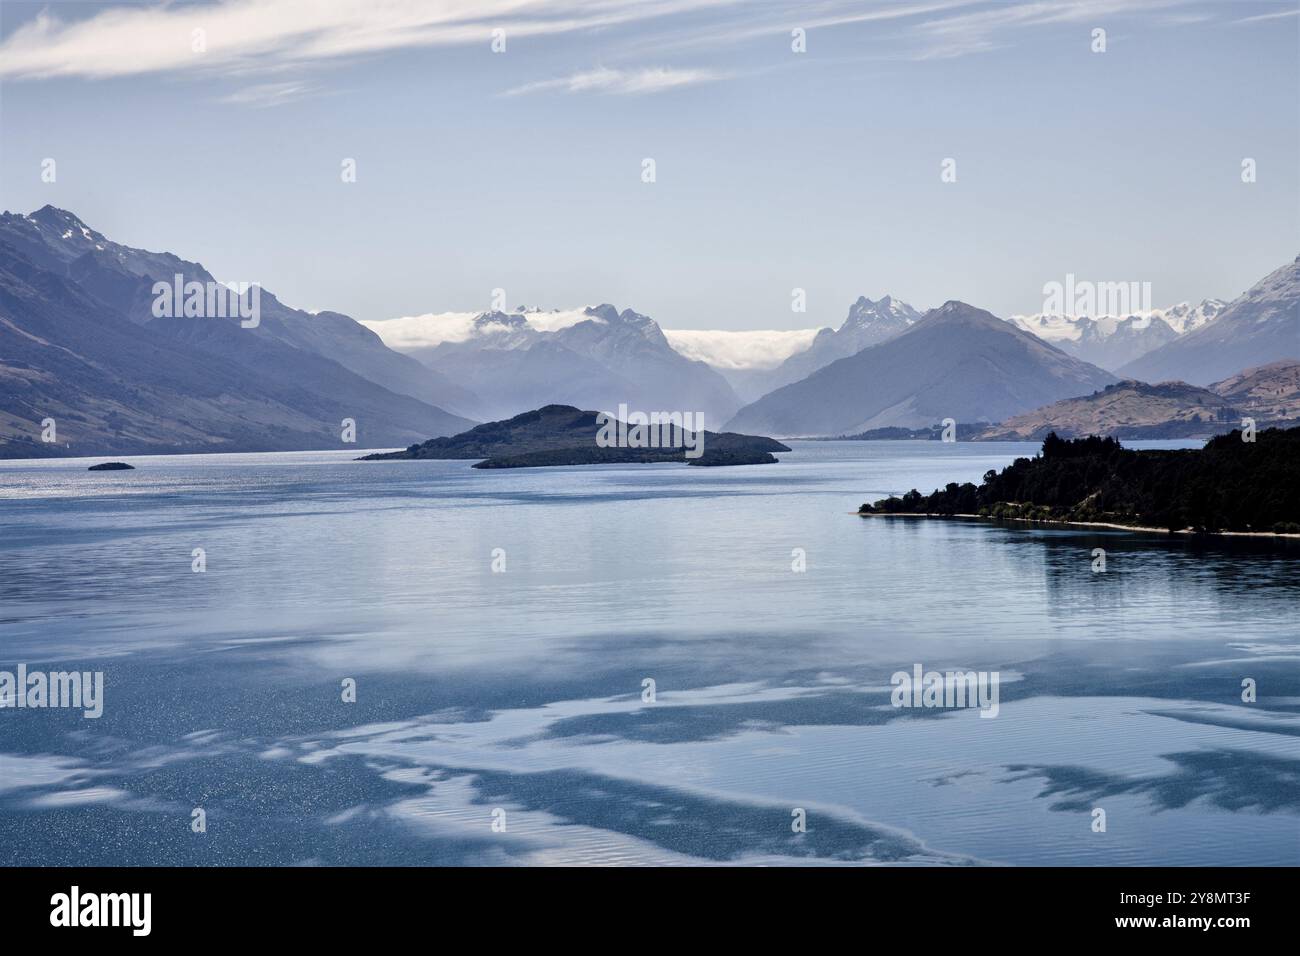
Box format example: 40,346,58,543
1,443,1296,866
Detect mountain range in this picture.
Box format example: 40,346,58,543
1116,257,1300,385
2,205,1295,457
725,301,1119,436
1007,300,1225,372
666,293,1230,398
709,296,921,402
0,206,473,456
367,305,743,427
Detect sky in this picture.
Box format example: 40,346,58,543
0,0,1297,333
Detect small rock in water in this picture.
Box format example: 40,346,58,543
88,461,134,471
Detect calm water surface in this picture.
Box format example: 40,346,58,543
1,441,1297,865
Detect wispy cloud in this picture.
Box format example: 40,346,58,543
218,81,318,108
0,0,1239,83
1232,8,1300,24
910,0,1192,60
503,65,726,96
0,0,737,80
617,0,978,57
617,0,1208,63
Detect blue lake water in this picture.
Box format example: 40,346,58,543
1,440,1297,866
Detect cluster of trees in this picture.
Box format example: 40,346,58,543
861,427,1300,534
836,422,991,441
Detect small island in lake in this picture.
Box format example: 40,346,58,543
860,426,1300,535
360,404,790,468
88,462,134,471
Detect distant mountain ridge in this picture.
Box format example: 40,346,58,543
723,295,920,401
725,301,1118,437
1117,257,1300,385
1008,299,1225,372
370,304,744,426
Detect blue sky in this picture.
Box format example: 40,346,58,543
0,0,1296,329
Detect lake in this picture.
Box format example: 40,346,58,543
1,440,1297,866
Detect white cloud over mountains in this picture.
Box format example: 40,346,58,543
663,328,822,370
365,310,822,370
363,309,598,349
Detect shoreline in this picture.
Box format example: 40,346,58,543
856,512,1300,539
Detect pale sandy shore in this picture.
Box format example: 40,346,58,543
856,512,1300,538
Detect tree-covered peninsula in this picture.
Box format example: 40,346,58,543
860,427,1300,535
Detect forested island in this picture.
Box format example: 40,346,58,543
859,426,1300,535
361,405,789,468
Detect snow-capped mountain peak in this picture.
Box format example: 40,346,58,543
364,302,743,424
1116,257,1300,385
842,294,921,332
1010,299,1226,339
579,303,663,340
1007,298,1228,372
15,205,109,253
1157,299,1226,334
583,303,620,323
